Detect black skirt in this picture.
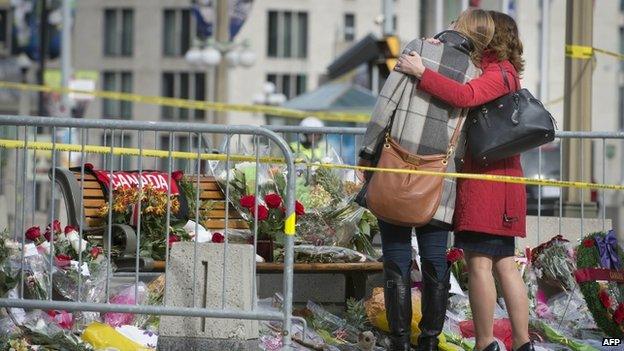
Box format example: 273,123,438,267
454,231,516,257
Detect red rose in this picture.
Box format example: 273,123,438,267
253,205,269,221
264,193,283,209
55,254,72,268
171,170,184,182
614,303,624,325
582,239,594,248
90,246,103,258
447,248,464,263
84,163,94,170
599,289,612,309
168,235,181,247
295,201,305,216
240,195,257,209
212,232,225,243
52,220,62,233
64,225,77,234
25,226,42,241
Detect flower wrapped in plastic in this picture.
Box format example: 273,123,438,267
0,230,20,298
530,235,577,291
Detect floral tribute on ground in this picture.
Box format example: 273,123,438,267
575,230,624,338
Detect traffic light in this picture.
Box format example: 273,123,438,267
377,35,400,77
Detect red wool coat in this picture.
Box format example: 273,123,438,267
418,55,527,237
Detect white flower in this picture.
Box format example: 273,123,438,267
65,230,80,243
70,239,88,253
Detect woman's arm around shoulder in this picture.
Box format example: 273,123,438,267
418,65,511,108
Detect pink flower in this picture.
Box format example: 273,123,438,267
264,194,283,209
47,310,73,329
25,226,42,241
64,225,77,234
212,232,224,243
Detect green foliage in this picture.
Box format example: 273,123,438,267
345,298,370,331
576,231,624,338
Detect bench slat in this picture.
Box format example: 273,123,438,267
202,219,248,230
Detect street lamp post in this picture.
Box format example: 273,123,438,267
252,82,287,125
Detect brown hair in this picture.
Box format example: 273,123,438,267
453,8,495,67
486,11,525,74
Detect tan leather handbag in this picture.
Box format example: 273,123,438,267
366,118,465,227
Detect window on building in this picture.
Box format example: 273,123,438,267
267,11,308,58
163,9,199,57
101,132,133,170
161,72,206,120
0,9,11,54
267,73,307,99
104,8,134,56
344,13,355,41
102,72,132,119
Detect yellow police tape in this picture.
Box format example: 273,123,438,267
284,214,296,236
1,138,623,192
565,45,624,61
0,81,370,124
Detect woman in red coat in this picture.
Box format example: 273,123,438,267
396,12,532,351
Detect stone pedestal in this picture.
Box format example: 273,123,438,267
158,243,258,350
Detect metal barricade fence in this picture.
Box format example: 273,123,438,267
265,125,624,246
0,115,297,348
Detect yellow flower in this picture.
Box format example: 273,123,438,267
97,204,109,217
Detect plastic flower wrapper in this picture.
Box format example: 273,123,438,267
53,255,111,304
7,311,93,350
0,230,21,298
305,300,360,344
539,290,597,338
530,320,600,351
276,245,370,264
134,274,165,330
104,283,148,327
531,236,577,291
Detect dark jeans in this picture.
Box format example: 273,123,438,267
379,219,449,278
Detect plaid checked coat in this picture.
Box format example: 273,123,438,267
358,37,479,228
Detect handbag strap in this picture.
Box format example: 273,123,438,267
499,64,512,93
444,115,466,162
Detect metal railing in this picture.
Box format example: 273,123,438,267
0,115,297,348
265,125,624,245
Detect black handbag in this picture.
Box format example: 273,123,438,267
467,65,556,165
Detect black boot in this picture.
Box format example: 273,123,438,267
383,260,413,351
477,341,501,351
513,341,535,351
415,260,451,351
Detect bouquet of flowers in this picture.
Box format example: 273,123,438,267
530,235,577,292
24,221,111,307
273,166,379,257
97,182,192,261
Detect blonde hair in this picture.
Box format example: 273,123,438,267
453,8,495,66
